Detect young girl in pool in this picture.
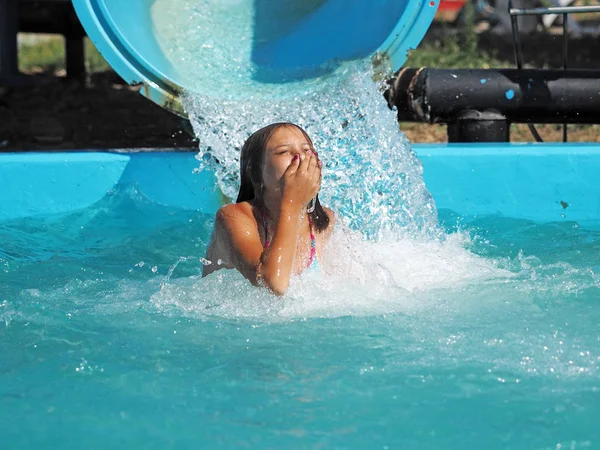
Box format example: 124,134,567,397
202,122,336,295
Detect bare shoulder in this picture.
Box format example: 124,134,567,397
215,202,258,238
215,202,254,225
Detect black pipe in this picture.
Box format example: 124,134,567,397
387,68,600,124
447,110,510,143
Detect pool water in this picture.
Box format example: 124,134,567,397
2,186,599,449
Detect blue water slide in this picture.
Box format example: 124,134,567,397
72,0,438,116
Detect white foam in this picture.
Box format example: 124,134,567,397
150,228,511,321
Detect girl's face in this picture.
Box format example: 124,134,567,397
261,125,313,195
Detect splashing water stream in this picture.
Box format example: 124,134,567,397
183,60,439,241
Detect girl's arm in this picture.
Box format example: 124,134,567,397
207,202,302,295
203,151,321,295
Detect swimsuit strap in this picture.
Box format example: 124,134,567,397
307,215,317,267
260,206,316,269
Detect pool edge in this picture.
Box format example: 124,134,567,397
2,144,600,223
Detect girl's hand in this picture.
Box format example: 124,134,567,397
280,150,322,212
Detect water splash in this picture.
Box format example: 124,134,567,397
151,229,512,321
184,59,438,240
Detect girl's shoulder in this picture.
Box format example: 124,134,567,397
215,202,257,231
216,201,253,219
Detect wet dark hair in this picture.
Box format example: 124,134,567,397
236,122,330,232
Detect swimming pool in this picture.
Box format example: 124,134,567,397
2,145,599,448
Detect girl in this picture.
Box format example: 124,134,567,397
203,122,336,295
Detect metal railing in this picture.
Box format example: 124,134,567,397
508,2,600,142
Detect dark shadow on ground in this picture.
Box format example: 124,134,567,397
0,71,195,151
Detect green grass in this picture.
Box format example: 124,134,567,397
405,2,509,69
406,9,508,69
18,35,110,74
405,33,508,69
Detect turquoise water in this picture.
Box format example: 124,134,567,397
2,186,599,449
